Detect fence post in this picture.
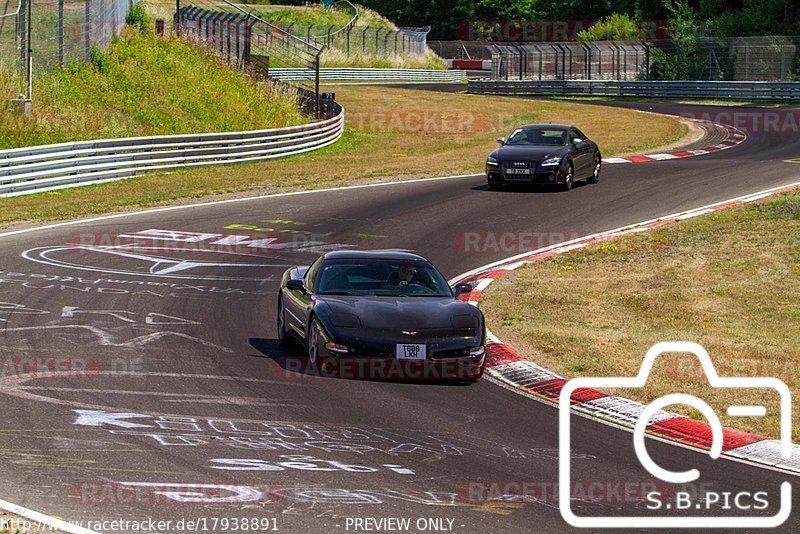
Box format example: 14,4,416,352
19,0,27,69
84,0,91,60
346,27,350,57
58,0,65,66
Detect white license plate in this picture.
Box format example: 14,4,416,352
505,168,530,174
396,344,427,360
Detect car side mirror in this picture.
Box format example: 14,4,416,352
571,138,582,146
496,137,505,145
454,283,473,297
286,279,306,293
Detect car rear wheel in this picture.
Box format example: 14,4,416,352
587,154,601,184
277,295,289,346
561,163,574,191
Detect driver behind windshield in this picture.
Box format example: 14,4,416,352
390,266,416,289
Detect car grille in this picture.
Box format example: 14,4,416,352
502,162,533,169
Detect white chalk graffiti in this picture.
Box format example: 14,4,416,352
72,411,549,461
22,228,355,281
0,271,270,297
1,303,229,353
2,325,234,352
111,482,458,506
211,457,415,475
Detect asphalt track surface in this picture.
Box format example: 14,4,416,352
0,100,799,534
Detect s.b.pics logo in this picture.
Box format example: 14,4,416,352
559,342,793,528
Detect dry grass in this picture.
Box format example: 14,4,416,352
0,87,683,227
320,48,446,69
481,191,800,441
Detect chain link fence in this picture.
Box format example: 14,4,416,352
490,36,800,82
2,0,140,99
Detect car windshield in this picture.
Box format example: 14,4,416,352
317,260,453,297
506,127,567,146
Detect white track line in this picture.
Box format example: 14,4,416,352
0,497,99,534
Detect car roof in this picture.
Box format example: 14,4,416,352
323,249,429,262
519,124,571,131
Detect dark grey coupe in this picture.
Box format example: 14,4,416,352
486,124,601,191
277,250,486,381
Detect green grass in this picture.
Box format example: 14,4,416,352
0,29,305,148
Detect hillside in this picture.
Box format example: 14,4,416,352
0,25,305,149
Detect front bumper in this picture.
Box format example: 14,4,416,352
316,341,486,381
487,165,563,185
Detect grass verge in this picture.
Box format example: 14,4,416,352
0,30,305,149
0,87,684,227
480,190,800,441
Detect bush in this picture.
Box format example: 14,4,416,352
125,2,149,34
89,46,110,73
577,14,643,41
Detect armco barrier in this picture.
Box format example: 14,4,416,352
0,106,345,198
468,79,800,101
269,68,466,82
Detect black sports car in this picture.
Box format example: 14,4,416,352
486,124,601,191
277,250,486,381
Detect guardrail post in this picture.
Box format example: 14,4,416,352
346,27,350,57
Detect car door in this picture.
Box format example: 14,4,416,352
285,258,320,336
568,128,590,175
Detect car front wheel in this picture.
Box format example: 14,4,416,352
306,317,322,366
561,162,574,191
587,154,601,184
488,182,502,191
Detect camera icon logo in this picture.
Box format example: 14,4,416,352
559,341,792,528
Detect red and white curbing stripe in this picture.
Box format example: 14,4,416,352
603,122,746,164
453,180,800,475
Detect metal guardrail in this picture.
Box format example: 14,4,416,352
468,79,800,101
270,68,466,82
0,106,345,197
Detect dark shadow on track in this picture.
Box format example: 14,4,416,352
472,181,592,193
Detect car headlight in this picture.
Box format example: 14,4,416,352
540,156,562,167
486,157,499,167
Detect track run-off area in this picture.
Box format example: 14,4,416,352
1,100,800,533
